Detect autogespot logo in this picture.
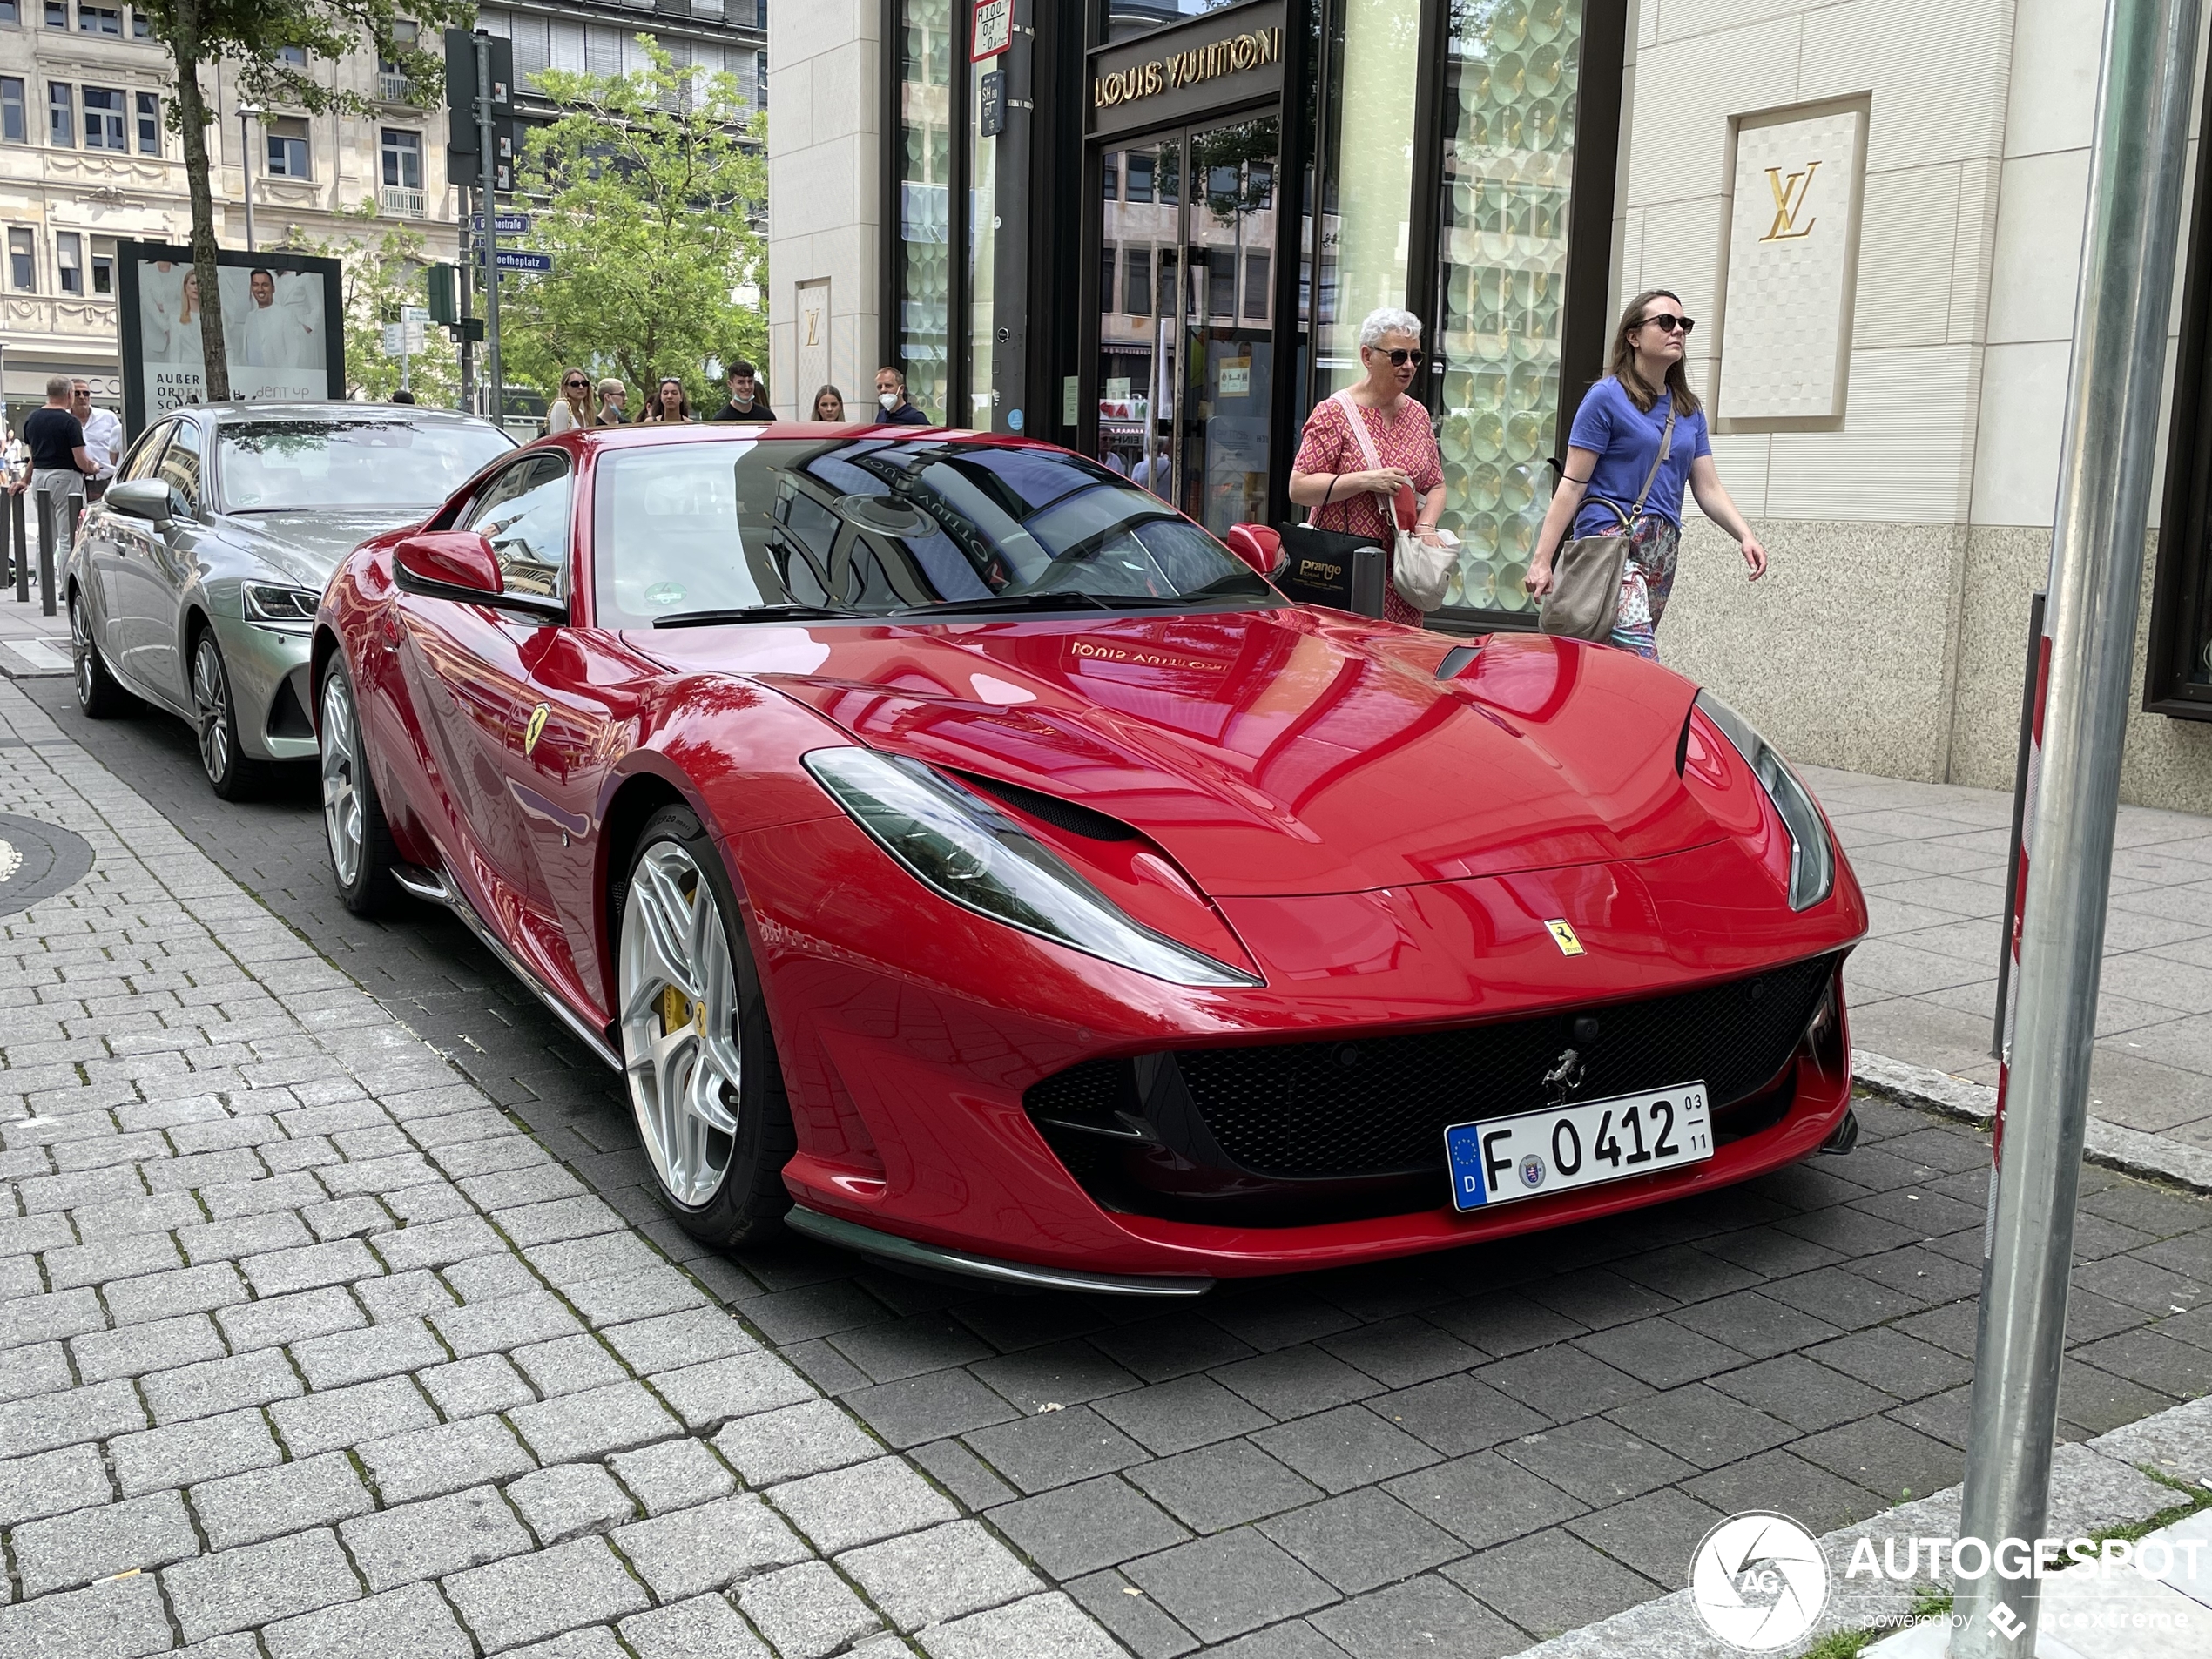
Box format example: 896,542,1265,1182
1689,1512,1831,1651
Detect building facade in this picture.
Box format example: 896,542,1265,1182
769,0,2212,814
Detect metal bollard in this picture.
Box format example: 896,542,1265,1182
10,489,23,605
32,489,54,617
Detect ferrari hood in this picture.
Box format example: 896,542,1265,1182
633,609,1721,898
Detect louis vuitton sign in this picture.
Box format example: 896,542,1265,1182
1086,0,1285,138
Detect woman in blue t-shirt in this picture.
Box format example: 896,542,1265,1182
1524,288,1766,656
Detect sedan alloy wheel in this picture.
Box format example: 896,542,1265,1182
70,593,129,718
191,631,256,799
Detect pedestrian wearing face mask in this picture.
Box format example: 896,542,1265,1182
711,361,772,422
873,368,932,426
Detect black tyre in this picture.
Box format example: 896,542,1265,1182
317,659,401,917
190,630,266,801
614,806,795,1244
70,590,132,718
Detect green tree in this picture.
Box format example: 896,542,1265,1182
278,208,461,406
502,42,766,412
136,0,471,400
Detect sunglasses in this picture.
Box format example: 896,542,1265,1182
1371,347,1425,367
564,379,587,388
1640,313,1696,335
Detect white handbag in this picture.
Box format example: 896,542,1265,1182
1331,389,1454,613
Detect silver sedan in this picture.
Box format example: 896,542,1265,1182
65,402,514,798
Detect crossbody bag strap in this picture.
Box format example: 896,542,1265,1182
1307,389,1389,526
1586,400,1676,534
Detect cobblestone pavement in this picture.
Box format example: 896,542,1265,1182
1814,764,2212,1150
14,679,2212,1658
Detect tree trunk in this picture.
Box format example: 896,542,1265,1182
171,0,229,402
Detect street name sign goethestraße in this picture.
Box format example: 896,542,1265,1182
469,212,533,234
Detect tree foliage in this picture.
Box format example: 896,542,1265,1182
278,207,460,406
501,43,766,412
136,0,472,399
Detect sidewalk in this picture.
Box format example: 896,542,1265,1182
1807,765,2212,1151
0,536,75,678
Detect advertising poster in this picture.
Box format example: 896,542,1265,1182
116,242,345,435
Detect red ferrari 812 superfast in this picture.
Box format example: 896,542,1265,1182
312,423,1866,1295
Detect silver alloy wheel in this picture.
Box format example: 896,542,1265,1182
69,597,94,706
320,672,363,889
617,840,741,1207
191,634,232,786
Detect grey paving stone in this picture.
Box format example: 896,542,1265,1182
514,1333,632,1399
1260,1485,1465,1596
373,1216,506,1274
1127,1439,1324,1534
1498,1419,1702,1506
1564,1487,1730,1585
111,1406,283,1497
714,1399,884,1487
510,1379,684,1463
1606,1382,1803,1472
357,1414,536,1505
0,1569,175,1659
14,1487,199,1595
260,1581,475,1659
292,1318,448,1390
1213,1345,1385,1420
44,1231,182,1291
916,1592,1126,1659
1126,1529,1339,1645
190,1451,375,1551
606,1434,737,1514
738,1560,886,1659
770,1455,962,1554
910,1438,1020,1511
1444,1526,1662,1642
71,1312,225,1383
0,1442,112,1527
650,1350,816,1430
1065,1568,1204,1659
440,1536,653,1653
445,1253,543,1305
270,1374,437,1459
601,1306,755,1373
430,1291,585,1358
841,1518,1042,1633
497,1629,626,1659
1309,1574,1526,1659
0,1377,146,1460
846,1367,1023,1449
566,1264,709,1327
103,1263,246,1325
356,1269,455,1323
1,1287,107,1346
962,1405,1149,1495
1383,1450,1585,1551
342,1484,536,1591
611,1492,810,1599
1252,1404,1442,1494
215,1285,365,1352
143,1346,302,1424
0,1342,73,1406
163,1526,365,1643
420,1353,536,1419
616,1595,772,1659
988,1474,1190,1580
177,1211,313,1265
1095,1372,1273,1458
505,1461,637,1544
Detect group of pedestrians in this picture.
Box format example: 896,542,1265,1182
545,362,934,432
0,375,123,579
1290,288,1765,656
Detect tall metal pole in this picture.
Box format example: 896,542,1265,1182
239,110,255,254
475,38,503,427
1951,0,2199,1649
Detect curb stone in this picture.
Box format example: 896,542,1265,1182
1852,1049,2212,1197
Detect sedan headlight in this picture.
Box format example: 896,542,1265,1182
1696,691,1835,911
241,583,317,635
804,748,1260,988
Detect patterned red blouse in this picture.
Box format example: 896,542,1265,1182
1292,392,1445,624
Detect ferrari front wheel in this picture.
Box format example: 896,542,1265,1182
616,806,794,1244
318,661,399,916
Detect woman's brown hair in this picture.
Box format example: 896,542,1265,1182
648,378,692,421
1608,288,1703,417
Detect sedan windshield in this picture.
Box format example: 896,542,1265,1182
591,436,1275,628
217,420,514,512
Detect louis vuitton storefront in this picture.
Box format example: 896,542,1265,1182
869,0,1626,632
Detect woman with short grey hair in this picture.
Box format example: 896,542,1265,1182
1288,307,1448,625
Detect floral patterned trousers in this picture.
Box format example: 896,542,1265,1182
1609,513,1681,659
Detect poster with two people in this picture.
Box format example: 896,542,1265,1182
116,241,343,435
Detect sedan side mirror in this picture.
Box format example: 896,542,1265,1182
105,478,172,529
1224,523,1281,577
393,530,566,624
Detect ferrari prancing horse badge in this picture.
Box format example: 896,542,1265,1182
1545,920,1585,957
523,704,550,756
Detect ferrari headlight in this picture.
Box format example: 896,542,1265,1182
241,583,317,634
1696,691,1835,911
804,748,1260,988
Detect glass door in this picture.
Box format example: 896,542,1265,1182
1093,115,1281,537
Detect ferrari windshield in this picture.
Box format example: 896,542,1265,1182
217,420,514,512
591,435,1275,627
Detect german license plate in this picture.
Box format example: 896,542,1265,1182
1445,1082,1712,1211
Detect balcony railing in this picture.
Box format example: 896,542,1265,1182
378,71,416,104
381,185,427,219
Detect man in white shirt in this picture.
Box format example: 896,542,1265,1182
71,381,122,501
240,268,316,370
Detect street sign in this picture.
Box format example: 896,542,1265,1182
401,305,429,323
469,212,532,235
979,70,1005,137
974,0,1011,59
475,249,553,275
380,321,426,356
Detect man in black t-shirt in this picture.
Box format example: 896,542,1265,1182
24,375,96,573
710,361,773,423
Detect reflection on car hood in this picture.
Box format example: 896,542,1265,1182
631,610,1723,898
213,509,430,590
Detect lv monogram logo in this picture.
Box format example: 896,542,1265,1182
1760,160,1820,242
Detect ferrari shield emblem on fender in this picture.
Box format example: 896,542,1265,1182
523,704,550,757
1545,920,1585,957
